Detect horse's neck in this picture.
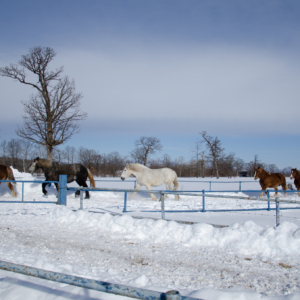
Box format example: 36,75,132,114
259,170,269,179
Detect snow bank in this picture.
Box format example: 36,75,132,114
53,207,300,259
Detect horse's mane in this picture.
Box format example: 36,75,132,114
128,163,148,172
292,168,300,176
37,158,53,169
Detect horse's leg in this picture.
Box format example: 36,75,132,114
259,190,265,198
76,179,89,199
130,184,141,198
5,182,16,197
54,183,59,197
274,187,278,197
42,182,48,196
145,184,157,201
164,183,171,200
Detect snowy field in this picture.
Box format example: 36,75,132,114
1,169,300,300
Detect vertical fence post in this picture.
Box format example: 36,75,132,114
202,190,206,212
123,192,127,213
239,181,241,191
161,192,165,219
209,181,211,191
58,175,67,206
276,198,280,227
79,190,83,210
22,182,24,202
267,190,270,211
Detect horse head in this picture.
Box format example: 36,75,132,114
290,168,298,179
28,157,40,173
120,164,133,181
254,167,263,180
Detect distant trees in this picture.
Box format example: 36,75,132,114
0,46,86,160
199,131,224,178
131,136,162,166
78,147,102,175
190,141,206,178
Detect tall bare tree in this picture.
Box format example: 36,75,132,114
191,141,203,178
0,140,8,165
199,131,224,179
131,136,162,166
0,46,87,160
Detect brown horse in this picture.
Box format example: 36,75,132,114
290,168,300,196
254,167,287,197
0,165,17,197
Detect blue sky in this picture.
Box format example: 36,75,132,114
1,0,300,169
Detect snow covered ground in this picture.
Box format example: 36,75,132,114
1,168,300,300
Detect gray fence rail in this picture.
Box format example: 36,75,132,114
0,260,202,300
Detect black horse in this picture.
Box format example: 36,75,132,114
29,157,95,199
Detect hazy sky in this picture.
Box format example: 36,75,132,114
1,0,300,169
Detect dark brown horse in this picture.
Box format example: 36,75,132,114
28,157,96,199
254,167,287,197
290,168,300,196
0,165,17,197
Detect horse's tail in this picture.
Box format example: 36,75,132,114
7,166,16,185
173,175,179,191
173,173,180,200
280,173,287,190
87,168,96,188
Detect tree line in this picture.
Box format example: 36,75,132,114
0,136,293,178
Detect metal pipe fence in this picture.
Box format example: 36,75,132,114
93,178,294,192
0,179,59,204
1,176,300,227
0,260,201,300
67,185,300,227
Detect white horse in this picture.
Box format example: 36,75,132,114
120,163,180,201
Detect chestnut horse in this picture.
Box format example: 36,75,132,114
0,165,17,197
254,167,287,197
290,168,300,196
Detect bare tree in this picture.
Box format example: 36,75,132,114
191,141,203,178
199,131,224,179
64,145,77,164
175,156,185,177
20,140,35,172
0,46,87,160
131,136,162,166
7,139,22,168
161,154,172,168
0,140,8,165
78,147,102,175
246,154,262,176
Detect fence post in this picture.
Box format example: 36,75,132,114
276,198,280,227
123,192,127,213
239,181,241,191
161,192,165,219
267,190,270,211
202,190,206,212
22,182,24,202
79,190,83,210
58,175,67,206
209,181,211,191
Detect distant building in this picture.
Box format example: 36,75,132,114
238,171,249,177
